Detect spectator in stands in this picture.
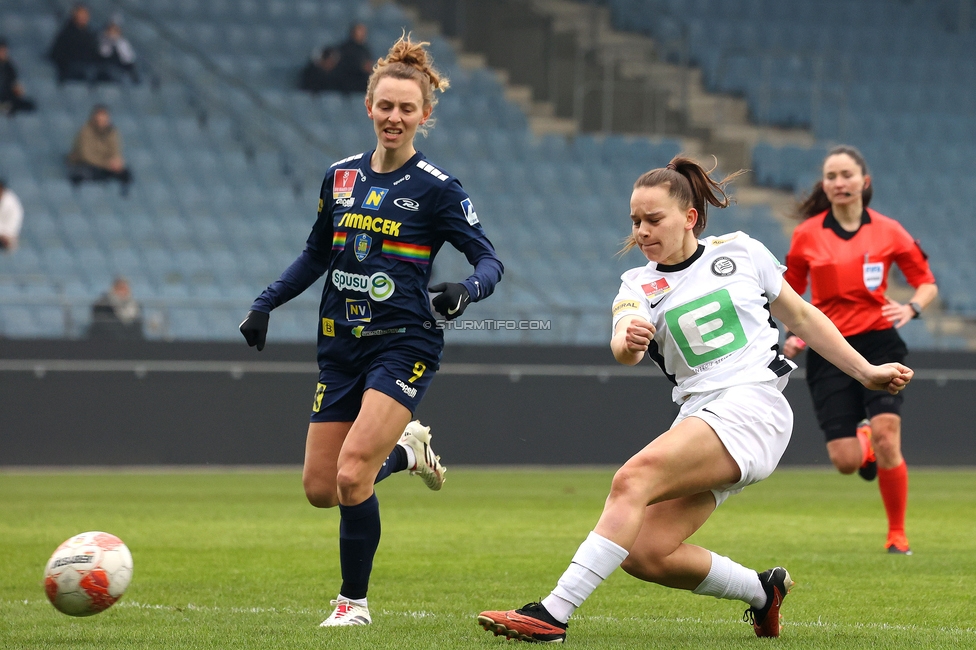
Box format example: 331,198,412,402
782,145,938,556
88,276,144,340
98,18,139,84
334,23,374,94
0,178,24,252
49,3,101,84
0,38,38,115
67,104,132,195
301,23,374,95
299,45,340,93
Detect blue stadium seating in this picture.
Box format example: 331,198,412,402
1,0,962,346
587,0,976,321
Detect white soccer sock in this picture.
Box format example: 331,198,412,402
543,531,629,623
692,551,767,609
399,442,417,470
337,594,368,607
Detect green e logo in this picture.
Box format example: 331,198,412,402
665,289,747,366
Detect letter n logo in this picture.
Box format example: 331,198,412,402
362,187,388,210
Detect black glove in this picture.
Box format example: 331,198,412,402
429,282,471,320
239,310,270,351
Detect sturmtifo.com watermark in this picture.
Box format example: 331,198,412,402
423,319,552,331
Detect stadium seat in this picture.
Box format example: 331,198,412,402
165,306,209,340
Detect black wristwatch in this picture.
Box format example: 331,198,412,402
909,301,922,319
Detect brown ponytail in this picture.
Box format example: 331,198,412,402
366,33,449,135
620,156,745,254
795,144,873,220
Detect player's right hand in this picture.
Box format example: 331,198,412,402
861,362,913,395
782,335,807,359
624,317,656,353
239,310,270,351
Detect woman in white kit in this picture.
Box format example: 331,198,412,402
477,156,914,643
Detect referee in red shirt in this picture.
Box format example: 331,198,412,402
782,145,938,555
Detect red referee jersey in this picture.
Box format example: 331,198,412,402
784,208,936,337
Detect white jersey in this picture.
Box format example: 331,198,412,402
612,232,795,403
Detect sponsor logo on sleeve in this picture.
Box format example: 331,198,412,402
333,169,357,199
345,299,372,322
612,300,641,317
460,198,479,225
362,187,389,210
353,233,372,261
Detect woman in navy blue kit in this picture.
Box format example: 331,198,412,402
239,35,503,627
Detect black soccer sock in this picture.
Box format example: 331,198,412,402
338,493,381,600
373,444,409,484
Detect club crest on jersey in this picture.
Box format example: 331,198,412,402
353,233,372,261
333,169,357,199
362,187,389,210
711,256,737,277
642,278,671,299
345,298,372,322
461,198,479,225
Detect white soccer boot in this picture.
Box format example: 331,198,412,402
320,599,371,627
398,420,446,491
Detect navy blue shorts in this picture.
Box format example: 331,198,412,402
309,347,438,422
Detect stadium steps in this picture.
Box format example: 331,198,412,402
400,0,814,172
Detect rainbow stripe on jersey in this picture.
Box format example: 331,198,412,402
332,232,347,251
381,241,431,265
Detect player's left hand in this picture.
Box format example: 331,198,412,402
239,310,270,351
861,362,914,395
882,298,914,328
429,282,470,320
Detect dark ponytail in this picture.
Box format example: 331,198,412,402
795,145,873,220
621,155,745,254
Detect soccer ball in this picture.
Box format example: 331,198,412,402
44,531,133,616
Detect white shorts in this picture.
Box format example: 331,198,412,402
673,380,793,507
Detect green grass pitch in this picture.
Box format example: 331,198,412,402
2,467,975,649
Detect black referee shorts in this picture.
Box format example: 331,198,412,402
805,328,908,442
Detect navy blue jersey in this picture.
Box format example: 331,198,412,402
252,150,503,364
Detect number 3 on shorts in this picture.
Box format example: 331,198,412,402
408,361,426,383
